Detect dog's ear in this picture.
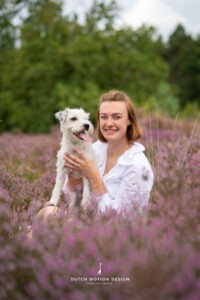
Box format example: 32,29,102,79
55,109,69,122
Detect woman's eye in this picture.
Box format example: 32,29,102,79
100,116,107,120
71,117,77,121
114,116,121,120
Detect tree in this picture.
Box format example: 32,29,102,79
0,0,185,132
165,24,200,107
0,0,70,132
84,0,118,33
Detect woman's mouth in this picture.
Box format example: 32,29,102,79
104,129,118,134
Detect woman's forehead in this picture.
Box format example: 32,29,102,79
99,101,127,114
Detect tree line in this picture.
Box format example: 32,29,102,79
0,0,199,132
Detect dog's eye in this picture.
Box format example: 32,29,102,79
70,117,77,121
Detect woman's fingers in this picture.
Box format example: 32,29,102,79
65,154,78,167
65,153,80,163
74,149,87,160
65,162,79,170
64,149,91,174
65,149,87,161
65,155,77,165
64,150,88,169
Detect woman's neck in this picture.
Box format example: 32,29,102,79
107,140,132,158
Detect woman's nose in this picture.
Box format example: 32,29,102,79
105,118,114,126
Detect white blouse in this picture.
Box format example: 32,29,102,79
92,140,154,213
63,140,154,214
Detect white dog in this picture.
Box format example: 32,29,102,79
46,108,95,210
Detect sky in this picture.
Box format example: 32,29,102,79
63,0,200,40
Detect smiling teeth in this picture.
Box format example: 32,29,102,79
105,129,116,133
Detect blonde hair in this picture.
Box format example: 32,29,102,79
97,90,142,143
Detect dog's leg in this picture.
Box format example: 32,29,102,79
47,167,66,206
81,177,91,208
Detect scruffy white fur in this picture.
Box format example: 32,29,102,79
46,108,95,210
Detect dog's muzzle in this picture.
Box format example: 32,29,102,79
73,127,92,143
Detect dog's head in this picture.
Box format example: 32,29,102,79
55,108,93,143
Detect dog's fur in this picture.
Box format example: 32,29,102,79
46,108,95,210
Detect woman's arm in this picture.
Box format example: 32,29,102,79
64,149,154,213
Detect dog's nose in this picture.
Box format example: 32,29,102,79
83,124,90,131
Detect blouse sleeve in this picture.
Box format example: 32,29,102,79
95,154,154,213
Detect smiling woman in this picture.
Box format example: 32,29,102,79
97,90,142,144
63,89,154,213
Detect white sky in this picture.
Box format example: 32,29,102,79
63,0,200,39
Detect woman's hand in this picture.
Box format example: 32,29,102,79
64,149,106,195
64,149,98,180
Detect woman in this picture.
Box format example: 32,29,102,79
37,89,154,220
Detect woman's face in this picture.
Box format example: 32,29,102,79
99,101,131,143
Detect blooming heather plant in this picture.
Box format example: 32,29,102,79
0,116,199,300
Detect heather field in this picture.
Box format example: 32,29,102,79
0,114,200,300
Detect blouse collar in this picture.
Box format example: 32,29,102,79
117,142,145,165
96,141,145,167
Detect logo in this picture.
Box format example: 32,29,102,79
69,261,131,285
97,262,102,276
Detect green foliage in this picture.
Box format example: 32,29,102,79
52,81,101,125
0,1,199,132
0,0,16,50
85,0,118,33
179,102,200,120
143,82,180,118
164,24,200,108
